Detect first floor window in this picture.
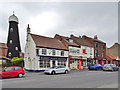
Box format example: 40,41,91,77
42,49,46,55
52,49,56,55
61,51,64,56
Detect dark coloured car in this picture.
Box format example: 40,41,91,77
88,64,103,70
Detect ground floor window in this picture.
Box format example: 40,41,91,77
87,60,94,66
58,61,66,66
39,60,50,68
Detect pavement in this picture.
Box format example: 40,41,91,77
1,70,119,88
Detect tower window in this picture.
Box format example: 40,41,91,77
15,47,18,50
8,52,11,57
10,40,12,44
10,28,13,32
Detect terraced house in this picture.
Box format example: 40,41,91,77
24,25,69,72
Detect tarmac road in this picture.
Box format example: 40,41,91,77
1,70,119,88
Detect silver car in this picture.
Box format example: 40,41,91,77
44,65,70,75
103,64,119,71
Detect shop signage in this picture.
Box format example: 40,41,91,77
40,56,67,61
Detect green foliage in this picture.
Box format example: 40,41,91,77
11,57,24,66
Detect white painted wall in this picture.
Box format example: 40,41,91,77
37,48,68,57
69,46,81,56
80,45,94,59
24,34,39,70
24,33,69,71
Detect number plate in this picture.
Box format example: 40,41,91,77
106,68,108,70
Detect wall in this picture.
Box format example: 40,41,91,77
24,34,39,70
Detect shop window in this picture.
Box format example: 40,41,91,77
42,49,46,55
58,61,65,66
40,60,43,68
36,49,39,55
61,51,64,56
39,60,50,68
52,49,56,55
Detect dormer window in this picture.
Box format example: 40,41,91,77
66,38,73,43
10,40,12,44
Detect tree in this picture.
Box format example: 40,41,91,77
11,57,24,66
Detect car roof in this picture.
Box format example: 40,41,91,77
6,66,21,68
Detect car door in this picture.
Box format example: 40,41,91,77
55,66,61,73
60,66,66,73
2,67,15,77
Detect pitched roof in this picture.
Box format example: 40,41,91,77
82,35,105,44
30,33,68,50
70,35,94,47
55,34,79,47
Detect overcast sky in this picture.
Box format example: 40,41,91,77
0,2,118,51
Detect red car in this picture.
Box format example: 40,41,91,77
0,66,25,78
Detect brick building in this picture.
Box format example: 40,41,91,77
54,34,94,70
78,35,107,65
106,43,120,66
0,42,10,64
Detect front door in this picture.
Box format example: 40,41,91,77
52,61,55,67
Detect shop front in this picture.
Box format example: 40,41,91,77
69,55,83,70
39,56,67,69
87,58,94,66
94,58,107,65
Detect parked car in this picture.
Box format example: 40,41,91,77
88,64,103,70
0,66,25,78
44,65,70,75
103,64,119,71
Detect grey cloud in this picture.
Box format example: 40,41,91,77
0,2,118,51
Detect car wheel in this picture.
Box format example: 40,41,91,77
51,71,55,75
65,70,69,74
95,68,98,71
0,74,2,79
18,73,23,78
